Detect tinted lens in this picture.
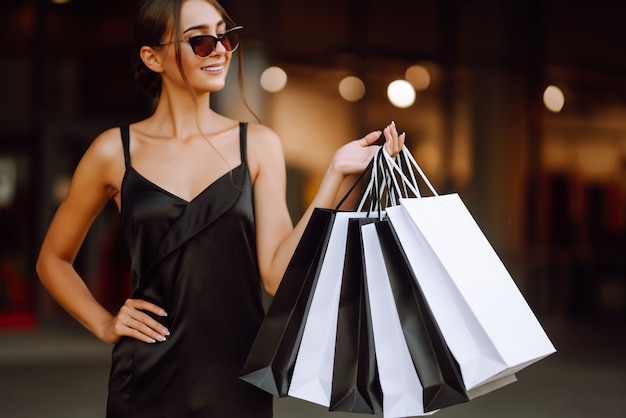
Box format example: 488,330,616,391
222,29,241,51
189,35,217,57
187,28,242,57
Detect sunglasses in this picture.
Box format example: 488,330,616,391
160,26,243,57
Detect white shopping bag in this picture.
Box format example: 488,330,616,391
386,195,556,391
361,222,435,418
288,211,370,407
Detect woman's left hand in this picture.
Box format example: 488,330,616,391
330,121,405,177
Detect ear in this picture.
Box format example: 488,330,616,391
140,46,164,73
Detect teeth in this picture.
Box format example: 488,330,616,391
202,65,222,72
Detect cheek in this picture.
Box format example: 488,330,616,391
170,53,201,81
181,53,199,70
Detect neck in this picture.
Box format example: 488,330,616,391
149,85,216,140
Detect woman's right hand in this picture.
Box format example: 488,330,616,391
102,299,170,344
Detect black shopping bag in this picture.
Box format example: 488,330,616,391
240,208,336,396
375,219,469,412
329,218,383,414
241,153,380,400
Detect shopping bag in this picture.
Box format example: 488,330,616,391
240,208,336,396
287,212,372,407
361,222,434,418
376,217,517,400
374,219,468,412
387,196,556,389
329,218,383,414
242,154,381,398
374,145,555,392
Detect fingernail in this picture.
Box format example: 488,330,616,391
158,335,167,342
149,339,156,344
162,328,170,335
160,310,167,316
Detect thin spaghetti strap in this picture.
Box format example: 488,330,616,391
120,125,131,169
239,122,248,164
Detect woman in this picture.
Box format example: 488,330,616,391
36,0,404,416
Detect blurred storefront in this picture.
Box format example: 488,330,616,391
1,0,625,329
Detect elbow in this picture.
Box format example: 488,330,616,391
35,251,49,285
35,251,44,280
258,263,276,296
35,247,66,286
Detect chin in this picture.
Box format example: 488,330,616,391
207,81,227,93
207,75,228,89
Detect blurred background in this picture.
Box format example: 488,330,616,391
0,0,625,417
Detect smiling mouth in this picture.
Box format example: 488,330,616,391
201,65,223,73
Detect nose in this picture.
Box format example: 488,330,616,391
213,39,227,54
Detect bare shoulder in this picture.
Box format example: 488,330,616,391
246,122,281,147
88,127,124,160
246,123,283,160
245,122,285,178
76,127,125,192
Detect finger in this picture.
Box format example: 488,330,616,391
117,321,165,344
116,309,170,343
127,328,162,344
129,309,170,336
383,122,397,141
382,123,396,155
128,299,168,317
118,300,170,338
360,130,383,146
385,121,405,156
399,131,406,148
128,317,169,342
132,310,170,336
390,121,400,150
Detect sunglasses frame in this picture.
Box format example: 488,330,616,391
159,26,243,57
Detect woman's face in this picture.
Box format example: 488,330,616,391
160,0,234,94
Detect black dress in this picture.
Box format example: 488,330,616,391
106,123,273,417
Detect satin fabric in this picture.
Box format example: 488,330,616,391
106,123,273,417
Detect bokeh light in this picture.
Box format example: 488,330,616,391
338,76,366,102
543,85,565,113
405,64,431,91
387,79,416,108
260,66,288,93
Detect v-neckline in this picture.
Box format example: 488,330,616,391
129,163,244,204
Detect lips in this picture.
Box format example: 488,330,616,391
201,64,224,73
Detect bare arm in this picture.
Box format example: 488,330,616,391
251,122,405,295
36,129,169,344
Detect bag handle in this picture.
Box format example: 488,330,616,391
335,141,438,214
380,146,439,198
356,147,404,217
356,148,385,217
